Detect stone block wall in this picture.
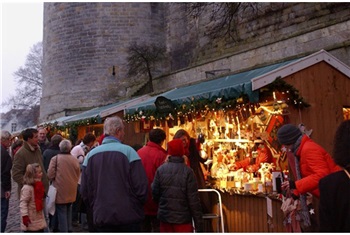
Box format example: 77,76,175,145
40,2,350,122
41,2,165,121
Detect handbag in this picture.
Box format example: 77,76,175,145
45,156,58,216
46,184,57,216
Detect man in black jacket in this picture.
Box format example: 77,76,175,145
1,130,12,232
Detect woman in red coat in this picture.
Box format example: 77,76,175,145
277,124,341,231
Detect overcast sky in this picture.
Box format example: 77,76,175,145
1,1,43,113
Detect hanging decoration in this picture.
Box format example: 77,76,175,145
124,77,309,123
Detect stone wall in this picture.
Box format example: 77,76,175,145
41,2,165,121
40,2,350,122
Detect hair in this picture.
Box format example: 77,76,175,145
37,126,47,133
49,134,64,148
23,163,41,185
132,144,143,151
104,116,124,136
1,130,11,142
59,139,72,153
173,129,190,140
332,120,350,169
21,128,38,141
83,132,96,145
149,128,166,144
11,139,23,151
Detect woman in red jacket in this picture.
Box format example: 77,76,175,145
277,124,341,231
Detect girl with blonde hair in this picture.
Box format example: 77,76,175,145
20,163,47,232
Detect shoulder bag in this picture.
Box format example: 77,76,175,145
45,155,58,216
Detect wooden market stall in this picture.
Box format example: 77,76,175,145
123,50,350,232
252,49,350,154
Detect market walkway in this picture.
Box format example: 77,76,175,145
5,179,87,233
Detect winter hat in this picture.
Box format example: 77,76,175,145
277,124,302,145
167,139,185,157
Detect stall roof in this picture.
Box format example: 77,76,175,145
63,95,151,123
63,103,117,123
252,49,350,90
125,59,298,114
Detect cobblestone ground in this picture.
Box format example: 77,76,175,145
5,179,87,233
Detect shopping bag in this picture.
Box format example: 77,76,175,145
46,184,57,216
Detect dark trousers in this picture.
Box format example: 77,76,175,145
95,223,141,232
1,197,9,232
141,215,160,232
23,229,44,233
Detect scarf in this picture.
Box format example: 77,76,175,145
292,135,311,227
33,181,45,212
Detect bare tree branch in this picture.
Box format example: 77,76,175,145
2,42,42,110
127,42,166,93
187,2,261,41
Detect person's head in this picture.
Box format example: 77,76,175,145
11,139,23,155
167,139,185,157
82,132,96,148
332,120,350,169
59,139,72,154
37,127,47,143
104,116,125,141
22,128,39,147
23,163,43,185
132,144,143,151
277,124,302,149
49,134,64,149
1,130,12,149
149,128,166,145
173,129,190,149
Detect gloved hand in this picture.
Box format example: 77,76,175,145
289,180,296,189
22,216,31,227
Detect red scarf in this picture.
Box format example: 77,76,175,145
33,181,45,211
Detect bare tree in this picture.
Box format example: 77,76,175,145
187,3,261,41
2,42,43,109
127,42,166,93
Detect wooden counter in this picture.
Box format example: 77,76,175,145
206,188,286,232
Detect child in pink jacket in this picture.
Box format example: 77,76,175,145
20,163,47,232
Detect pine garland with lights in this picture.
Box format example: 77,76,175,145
124,77,310,123
260,76,310,109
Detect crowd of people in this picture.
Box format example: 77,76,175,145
1,118,349,232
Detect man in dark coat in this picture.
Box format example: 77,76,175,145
1,130,13,232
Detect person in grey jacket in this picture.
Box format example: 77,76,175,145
80,116,148,232
152,138,203,233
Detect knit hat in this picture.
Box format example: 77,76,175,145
277,124,302,145
167,139,185,157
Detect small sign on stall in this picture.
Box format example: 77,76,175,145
154,96,175,113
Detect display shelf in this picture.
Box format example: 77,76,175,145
209,139,251,143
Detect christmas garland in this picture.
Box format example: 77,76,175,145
124,77,310,122
43,77,309,130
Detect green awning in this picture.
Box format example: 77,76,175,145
126,59,296,114
63,103,119,123
63,95,151,124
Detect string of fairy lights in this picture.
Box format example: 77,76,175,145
42,77,310,136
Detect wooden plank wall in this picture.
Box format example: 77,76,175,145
208,191,285,232
283,62,350,154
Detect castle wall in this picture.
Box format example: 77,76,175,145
41,2,165,121
40,2,350,122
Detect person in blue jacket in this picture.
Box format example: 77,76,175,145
80,116,148,232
